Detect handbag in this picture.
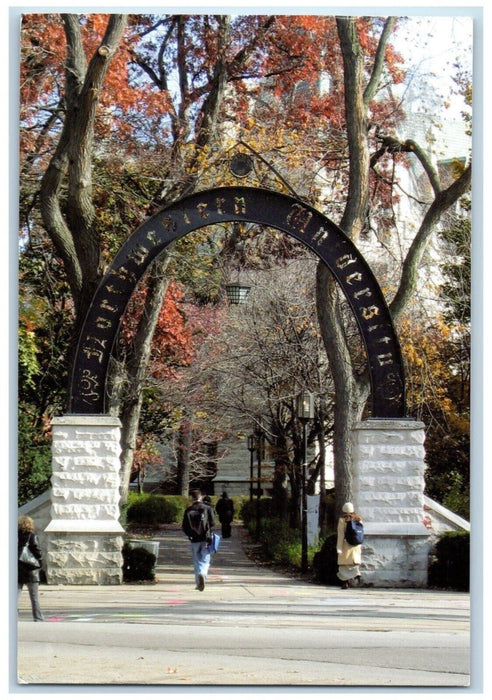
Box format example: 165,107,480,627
19,543,40,570
207,532,221,554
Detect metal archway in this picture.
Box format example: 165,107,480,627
69,187,405,417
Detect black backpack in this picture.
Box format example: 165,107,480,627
185,505,210,541
345,519,364,546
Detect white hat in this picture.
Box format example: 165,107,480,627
342,502,354,513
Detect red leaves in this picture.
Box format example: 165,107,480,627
120,281,194,380
132,435,164,474
149,284,194,378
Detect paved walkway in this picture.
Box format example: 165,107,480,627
15,523,472,688
19,523,322,622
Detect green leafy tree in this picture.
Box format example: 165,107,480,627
423,199,471,518
399,314,470,519
18,409,52,505
18,241,73,503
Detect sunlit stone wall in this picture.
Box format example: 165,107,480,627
352,419,430,587
45,416,124,585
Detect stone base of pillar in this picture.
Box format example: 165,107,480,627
353,419,430,588
46,529,124,585
361,540,429,588
362,530,430,588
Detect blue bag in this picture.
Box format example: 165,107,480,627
345,519,364,545
207,532,221,554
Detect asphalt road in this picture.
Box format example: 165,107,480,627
15,524,471,689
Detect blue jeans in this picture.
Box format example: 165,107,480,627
191,541,211,586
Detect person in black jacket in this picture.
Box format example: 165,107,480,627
182,490,215,591
18,515,44,621
215,491,234,538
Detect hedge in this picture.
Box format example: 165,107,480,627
428,530,470,591
122,542,156,582
125,494,187,527
312,534,339,585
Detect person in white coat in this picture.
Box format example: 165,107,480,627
336,502,363,589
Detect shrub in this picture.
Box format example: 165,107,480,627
162,495,188,522
428,530,470,591
241,510,317,570
259,517,301,564
312,534,339,585
122,543,156,582
126,494,187,526
240,497,278,526
443,476,470,521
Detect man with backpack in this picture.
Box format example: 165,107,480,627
182,490,216,591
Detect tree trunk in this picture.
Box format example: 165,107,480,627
336,16,371,240
176,418,192,496
119,394,144,503
389,165,472,319
316,269,370,518
317,425,327,536
314,18,375,517
39,14,127,327
316,16,471,521
116,257,171,505
271,434,289,521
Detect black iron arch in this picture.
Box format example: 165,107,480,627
69,187,406,417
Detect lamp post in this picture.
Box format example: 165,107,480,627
255,429,265,541
247,434,255,502
296,391,314,574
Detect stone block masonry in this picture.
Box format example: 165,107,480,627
45,416,125,585
352,419,430,587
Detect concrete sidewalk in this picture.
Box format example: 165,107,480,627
19,523,324,618
17,523,470,619
15,523,472,688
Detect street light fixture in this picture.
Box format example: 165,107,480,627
296,391,314,574
225,283,251,305
296,391,315,422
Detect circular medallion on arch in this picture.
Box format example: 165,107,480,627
229,152,254,178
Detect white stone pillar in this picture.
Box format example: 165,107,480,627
352,419,430,587
45,415,125,585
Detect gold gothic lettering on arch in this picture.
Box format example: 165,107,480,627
70,187,405,418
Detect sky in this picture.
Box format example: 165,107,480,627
393,15,473,119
